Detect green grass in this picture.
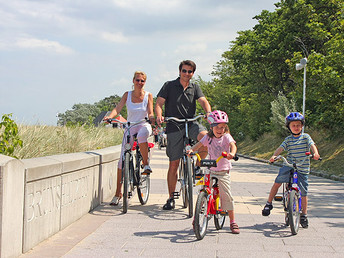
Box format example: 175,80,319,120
13,125,123,159
237,130,344,178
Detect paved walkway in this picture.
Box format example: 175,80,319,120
21,147,344,258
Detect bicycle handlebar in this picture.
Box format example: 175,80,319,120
272,152,322,168
164,114,206,123
105,118,149,127
192,151,239,168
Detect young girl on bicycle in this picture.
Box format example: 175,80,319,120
262,112,320,228
188,110,240,234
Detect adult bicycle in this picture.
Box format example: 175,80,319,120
192,152,238,240
272,152,321,235
107,118,154,213
165,114,205,218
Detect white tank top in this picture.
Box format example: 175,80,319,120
126,91,149,122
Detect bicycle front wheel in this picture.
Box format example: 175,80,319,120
185,155,194,218
179,159,187,208
138,172,150,205
122,152,130,214
288,190,301,235
193,191,209,240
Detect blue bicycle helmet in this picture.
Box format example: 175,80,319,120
285,112,305,127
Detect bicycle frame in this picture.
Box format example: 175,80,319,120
165,114,205,218
193,152,237,240
106,118,151,212
274,152,315,235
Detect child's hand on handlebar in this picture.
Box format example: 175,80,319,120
312,153,321,160
186,149,194,156
269,156,278,163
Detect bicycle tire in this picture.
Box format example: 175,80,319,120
282,184,289,226
288,190,301,235
214,208,226,230
137,153,150,204
122,152,130,214
185,155,194,218
193,191,209,240
179,159,187,208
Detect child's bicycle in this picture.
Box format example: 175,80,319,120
272,152,321,235
192,152,238,240
106,118,154,213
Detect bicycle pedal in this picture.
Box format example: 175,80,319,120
218,210,228,215
274,196,283,201
172,191,180,199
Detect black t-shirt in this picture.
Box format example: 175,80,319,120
157,77,205,133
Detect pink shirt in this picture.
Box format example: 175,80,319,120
200,133,236,172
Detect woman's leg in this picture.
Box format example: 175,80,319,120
115,168,122,197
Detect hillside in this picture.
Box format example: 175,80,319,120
237,130,344,181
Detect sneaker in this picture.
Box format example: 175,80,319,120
300,215,308,228
194,166,203,179
110,195,121,206
262,203,273,216
143,165,152,174
163,198,175,210
230,222,240,234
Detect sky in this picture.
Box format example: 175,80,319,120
0,0,278,126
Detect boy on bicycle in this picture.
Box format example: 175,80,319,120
262,112,320,228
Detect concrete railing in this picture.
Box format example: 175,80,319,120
0,143,129,258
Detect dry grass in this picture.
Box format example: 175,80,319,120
13,125,123,159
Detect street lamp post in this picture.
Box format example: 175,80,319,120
296,57,307,133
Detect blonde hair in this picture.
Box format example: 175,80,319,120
133,71,147,81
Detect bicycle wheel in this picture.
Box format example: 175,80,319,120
288,190,301,235
193,191,209,240
214,207,226,230
179,159,187,208
122,152,130,214
137,155,150,204
185,155,194,218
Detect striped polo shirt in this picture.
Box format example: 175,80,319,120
280,133,314,174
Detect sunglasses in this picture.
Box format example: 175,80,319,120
181,69,194,74
135,79,145,83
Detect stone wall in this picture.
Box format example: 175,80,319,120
0,145,122,258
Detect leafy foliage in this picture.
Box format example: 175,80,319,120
57,95,125,126
204,0,343,139
0,114,23,158
270,92,297,136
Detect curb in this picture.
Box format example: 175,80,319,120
237,153,344,183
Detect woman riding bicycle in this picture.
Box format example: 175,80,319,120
187,110,240,234
104,71,155,206
262,112,320,228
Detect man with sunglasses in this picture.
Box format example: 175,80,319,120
155,60,212,210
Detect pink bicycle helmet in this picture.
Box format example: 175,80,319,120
207,110,228,125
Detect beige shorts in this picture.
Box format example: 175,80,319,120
211,170,234,211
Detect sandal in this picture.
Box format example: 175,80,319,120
110,195,122,206
230,222,240,234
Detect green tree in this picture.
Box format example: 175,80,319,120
209,0,343,139
0,114,23,158
57,94,126,126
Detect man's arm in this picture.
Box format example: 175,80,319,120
197,96,211,115
155,96,165,127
